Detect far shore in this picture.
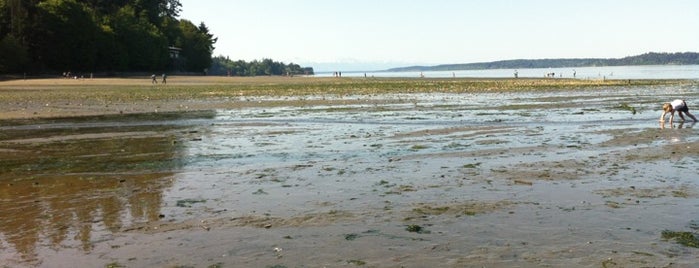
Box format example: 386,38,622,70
2,75,699,267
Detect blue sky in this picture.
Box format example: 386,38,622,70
180,0,699,71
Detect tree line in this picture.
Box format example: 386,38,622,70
209,56,314,76
387,52,699,72
0,0,216,74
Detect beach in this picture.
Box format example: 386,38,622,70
1,76,698,267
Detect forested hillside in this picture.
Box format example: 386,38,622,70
388,52,699,72
0,0,216,74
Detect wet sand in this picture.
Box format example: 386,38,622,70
1,77,698,267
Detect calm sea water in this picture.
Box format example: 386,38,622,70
318,65,699,79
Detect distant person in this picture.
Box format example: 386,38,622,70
162,73,167,84
151,74,157,84
514,70,518,78
660,99,698,124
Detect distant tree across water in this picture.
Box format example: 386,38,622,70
0,0,216,74
387,52,699,72
209,56,314,76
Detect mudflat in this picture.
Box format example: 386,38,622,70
0,76,682,120
1,76,698,267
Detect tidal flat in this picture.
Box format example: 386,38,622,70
1,77,698,267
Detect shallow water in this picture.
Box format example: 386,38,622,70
1,85,699,267
320,64,699,80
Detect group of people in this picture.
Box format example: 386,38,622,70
512,70,576,79
62,71,93,79
151,73,167,84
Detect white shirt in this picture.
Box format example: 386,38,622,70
671,99,686,110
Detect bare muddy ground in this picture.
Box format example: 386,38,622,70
1,81,699,267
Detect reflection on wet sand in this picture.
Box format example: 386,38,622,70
0,126,182,265
660,120,696,129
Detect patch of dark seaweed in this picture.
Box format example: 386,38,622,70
410,200,514,217
462,162,481,169
661,230,699,248
406,224,430,234
594,185,696,199
176,199,206,207
343,229,428,243
0,110,216,128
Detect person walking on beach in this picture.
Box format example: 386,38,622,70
660,99,698,124
151,74,157,84
162,73,167,84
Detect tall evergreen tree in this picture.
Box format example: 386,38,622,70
0,0,218,74
33,0,102,71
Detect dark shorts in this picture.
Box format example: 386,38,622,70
678,105,689,113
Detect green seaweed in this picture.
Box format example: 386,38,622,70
616,103,637,114
409,144,429,151
176,199,206,207
253,188,269,195
462,162,482,169
347,260,366,266
406,224,430,234
343,229,427,242
105,262,125,268
661,230,699,248
406,224,422,232
344,233,359,241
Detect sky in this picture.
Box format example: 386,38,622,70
179,0,699,72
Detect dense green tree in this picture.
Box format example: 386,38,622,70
75,0,129,17
32,0,104,71
129,0,180,27
110,5,168,71
177,20,215,72
0,34,28,72
1,0,40,39
208,56,314,76
0,0,9,35
0,0,219,74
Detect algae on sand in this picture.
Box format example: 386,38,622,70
661,230,699,248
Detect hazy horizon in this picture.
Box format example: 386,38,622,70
180,0,699,72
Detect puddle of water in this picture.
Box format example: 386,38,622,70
1,86,699,267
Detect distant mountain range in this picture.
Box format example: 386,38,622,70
386,52,699,72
